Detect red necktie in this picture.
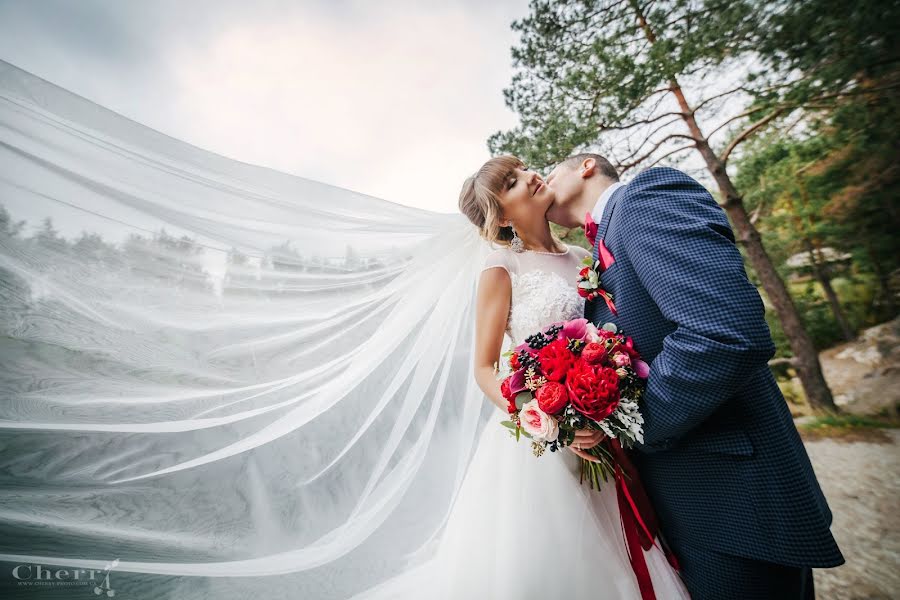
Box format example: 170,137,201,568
584,211,598,247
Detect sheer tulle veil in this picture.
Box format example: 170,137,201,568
0,60,497,597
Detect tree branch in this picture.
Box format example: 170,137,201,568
624,87,673,113
616,135,696,170
632,115,683,146
589,86,672,124
598,111,685,133
716,80,900,164
705,105,770,139
618,132,696,164
690,85,752,113
719,108,787,164
577,0,631,28
707,79,900,141
611,115,684,160
805,81,900,104
641,143,696,170
694,76,816,116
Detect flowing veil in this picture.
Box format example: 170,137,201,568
0,59,497,598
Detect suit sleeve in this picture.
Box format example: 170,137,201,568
620,169,776,452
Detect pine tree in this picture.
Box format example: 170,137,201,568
488,0,896,412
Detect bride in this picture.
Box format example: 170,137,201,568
0,61,686,599
355,156,690,599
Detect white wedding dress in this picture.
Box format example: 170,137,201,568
0,61,689,599
358,245,690,600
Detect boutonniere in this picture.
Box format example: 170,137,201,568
577,256,617,315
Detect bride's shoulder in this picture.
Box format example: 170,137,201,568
482,246,516,276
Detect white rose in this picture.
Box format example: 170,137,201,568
519,399,559,442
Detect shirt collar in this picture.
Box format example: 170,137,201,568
591,181,625,223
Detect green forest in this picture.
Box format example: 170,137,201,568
489,0,899,414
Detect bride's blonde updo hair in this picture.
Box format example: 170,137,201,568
458,155,524,245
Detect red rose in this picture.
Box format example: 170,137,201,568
581,342,607,365
579,266,590,278
535,381,569,414
500,378,518,414
537,339,576,382
510,353,521,370
565,362,620,422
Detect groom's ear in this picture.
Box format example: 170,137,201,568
580,158,597,179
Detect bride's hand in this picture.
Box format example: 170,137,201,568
568,429,606,461
570,447,602,462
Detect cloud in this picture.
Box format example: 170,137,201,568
0,0,529,213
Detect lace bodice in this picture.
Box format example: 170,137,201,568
481,245,591,349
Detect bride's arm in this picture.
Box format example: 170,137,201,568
473,267,512,411
473,263,607,457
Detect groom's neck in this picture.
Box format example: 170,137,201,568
557,178,614,229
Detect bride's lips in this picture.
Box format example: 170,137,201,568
533,183,544,196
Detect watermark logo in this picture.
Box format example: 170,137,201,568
93,559,118,597
11,558,118,596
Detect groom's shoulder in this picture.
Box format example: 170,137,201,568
617,167,721,230
626,166,697,190
621,167,712,208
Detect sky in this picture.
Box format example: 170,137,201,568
0,0,530,213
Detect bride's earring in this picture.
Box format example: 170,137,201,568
509,225,525,253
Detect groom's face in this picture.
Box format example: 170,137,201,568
545,161,582,208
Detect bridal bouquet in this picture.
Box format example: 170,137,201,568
498,318,649,489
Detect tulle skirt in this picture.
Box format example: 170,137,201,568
356,408,691,599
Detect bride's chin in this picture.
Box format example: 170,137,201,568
542,198,557,218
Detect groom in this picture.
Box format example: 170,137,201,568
545,155,843,599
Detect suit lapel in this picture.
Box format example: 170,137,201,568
592,185,626,260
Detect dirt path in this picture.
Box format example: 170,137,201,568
806,430,900,599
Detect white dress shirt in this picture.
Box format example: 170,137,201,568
590,181,625,224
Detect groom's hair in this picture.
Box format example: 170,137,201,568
563,153,619,182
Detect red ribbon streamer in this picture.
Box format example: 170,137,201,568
603,293,618,316
606,439,681,599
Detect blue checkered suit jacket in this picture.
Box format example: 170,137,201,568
584,167,843,568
